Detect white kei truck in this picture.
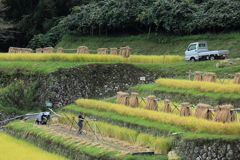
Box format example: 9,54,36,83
185,41,229,62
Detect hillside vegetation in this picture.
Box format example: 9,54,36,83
56,33,240,58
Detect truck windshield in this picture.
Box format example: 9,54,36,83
188,44,196,51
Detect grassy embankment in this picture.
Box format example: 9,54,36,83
55,32,240,58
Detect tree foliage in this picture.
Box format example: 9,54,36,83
60,0,240,35
0,0,92,49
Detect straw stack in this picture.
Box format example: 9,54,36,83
129,92,139,108
180,102,191,116
26,48,33,53
125,46,131,58
110,48,118,55
196,103,213,120
43,47,54,53
162,99,172,113
57,47,63,53
8,47,16,53
146,95,158,110
119,47,126,57
97,48,108,54
203,72,216,82
233,72,240,84
36,48,43,53
193,71,203,81
116,91,123,104
77,46,89,54
214,105,236,123
118,92,130,106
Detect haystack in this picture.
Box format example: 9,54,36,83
145,95,158,110
214,105,236,123
36,48,43,53
57,47,63,53
179,102,191,116
110,48,118,55
125,46,131,58
119,47,126,57
8,47,17,53
26,48,33,53
116,91,123,104
162,99,172,113
203,72,216,82
193,71,203,81
233,72,240,84
197,103,213,120
194,103,204,118
43,47,54,53
97,48,108,54
77,46,89,54
119,92,129,106
129,92,139,108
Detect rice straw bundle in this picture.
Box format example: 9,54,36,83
193,71,203,81
120,47,127,57
43,47,54,53
97,48,108,54
199,104,213,120
25,48,33,53
110,48,118,55
77,46,84,53
145,95,158,110
77,46,89,54
162,99,172,113
57,47,63,53
203,72,216,82
36,48,43,53
180,102,191,116
233,72,240,84
129,92,139,108
116,91,123,104
194,103,205,118
214,105,236,123
8,47,16,53
125,46,131,58
119,92,130,106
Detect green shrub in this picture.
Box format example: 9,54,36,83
0,79,40,111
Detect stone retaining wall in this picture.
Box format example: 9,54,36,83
37,63,156,107
174,138,240,160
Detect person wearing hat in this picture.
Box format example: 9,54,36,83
77,111,84,134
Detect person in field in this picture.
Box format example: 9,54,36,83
77,111,84,134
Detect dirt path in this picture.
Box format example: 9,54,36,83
41,121,154,155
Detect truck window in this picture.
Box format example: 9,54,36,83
188,44,196,51
199,43,205,47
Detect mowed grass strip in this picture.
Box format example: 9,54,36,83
75,99,240,135
0,53,183,63
0,132,70,160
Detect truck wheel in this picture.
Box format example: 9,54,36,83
190,58,196,62
210,56,215,61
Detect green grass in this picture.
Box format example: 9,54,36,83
0,60,96,74
56,32,240,58
0,105,37,115
0,59,239,77
131,83,240,99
